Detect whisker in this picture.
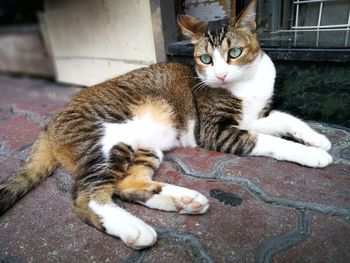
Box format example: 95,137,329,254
192,80,208,93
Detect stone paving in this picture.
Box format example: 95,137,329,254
0,75,349,263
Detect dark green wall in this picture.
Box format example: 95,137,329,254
273,61,350,128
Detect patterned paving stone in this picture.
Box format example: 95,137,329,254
0,76,79,117
166,147,229,178
122,162,298,263
0,156,22,181
0,178,132,263
0,108,13,123
220,157,350,212
0,75,349,263
0,115,41,152
272,213,350,263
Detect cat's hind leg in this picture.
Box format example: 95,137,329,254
252,110,331,151
115,148,209,214
72,144,157,249
73,186,157,249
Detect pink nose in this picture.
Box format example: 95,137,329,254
216,73,227,82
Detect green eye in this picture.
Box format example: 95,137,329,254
228,47,242,59
199,54,212,65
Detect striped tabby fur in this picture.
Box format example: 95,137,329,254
0,0,332,249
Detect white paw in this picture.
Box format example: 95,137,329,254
145,185,209,214
301,131,331,151
89,201,157,249
117,215,157,249
299,147,333,168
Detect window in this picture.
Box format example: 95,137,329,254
257,0,350,48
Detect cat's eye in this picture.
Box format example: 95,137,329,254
228,47,242,59
199,54,212,65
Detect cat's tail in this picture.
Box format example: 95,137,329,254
0,130,58,216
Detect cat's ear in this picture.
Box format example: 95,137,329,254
231,0,256,33
177,15,208,42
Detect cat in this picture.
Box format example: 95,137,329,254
0,0,332,250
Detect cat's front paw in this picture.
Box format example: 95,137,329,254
303,132,331,151
301,147,333,168
145,184,209,214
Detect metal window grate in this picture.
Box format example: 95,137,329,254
277,0,350,47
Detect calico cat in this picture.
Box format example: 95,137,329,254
0,0,332,249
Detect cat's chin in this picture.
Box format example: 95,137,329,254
206,80,234,89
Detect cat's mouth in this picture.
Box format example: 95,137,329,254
206,79,234,89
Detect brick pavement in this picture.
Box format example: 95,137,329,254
0,75,349,263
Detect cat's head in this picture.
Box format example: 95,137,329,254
177,0,260,88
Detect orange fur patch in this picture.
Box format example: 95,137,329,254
54,145,78,173
10,131,57,191
132,99,175,126
116,175,163,202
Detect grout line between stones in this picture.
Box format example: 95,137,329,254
255,210,310,263
0,142,33,160
166,156,346,262
164,155,240,179
165,156,350,219
9,106,52,127
122,227,214,263
219,174,350,218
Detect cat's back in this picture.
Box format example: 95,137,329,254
68,62,194,109
75,62,194,99
116,62,195,97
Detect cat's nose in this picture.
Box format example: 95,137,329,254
216,73,227,82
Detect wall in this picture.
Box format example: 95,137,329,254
42,0,158,86
273,61,350,128
0,26,53,77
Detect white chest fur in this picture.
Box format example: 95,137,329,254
227,53,276,130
